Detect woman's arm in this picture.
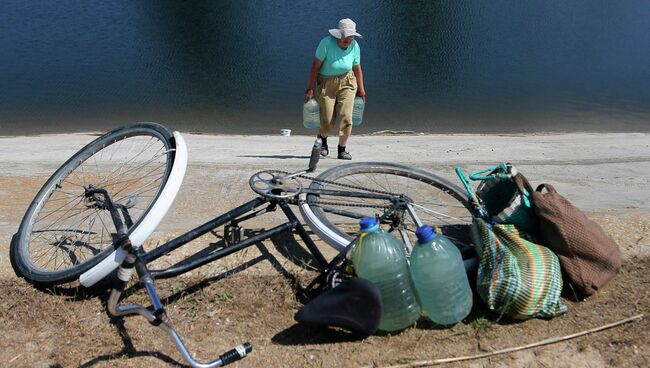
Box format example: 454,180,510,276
305,58,323,101
353,64,365,102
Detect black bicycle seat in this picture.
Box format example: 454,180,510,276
294,277,383,336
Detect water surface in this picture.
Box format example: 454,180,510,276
1,1,649,135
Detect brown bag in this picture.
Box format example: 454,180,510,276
531,184,621,297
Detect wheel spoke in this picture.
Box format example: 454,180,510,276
302,163,473,252
410,202,472,224
13,124,175,284
320,205,373,220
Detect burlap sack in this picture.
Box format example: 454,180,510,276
531,184,621,297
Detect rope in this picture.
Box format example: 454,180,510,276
367,314,644,368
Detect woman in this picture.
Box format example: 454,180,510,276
305,18,366,160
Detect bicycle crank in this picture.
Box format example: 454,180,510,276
249,170,303,199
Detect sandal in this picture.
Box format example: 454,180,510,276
337,151,352,160
320,144,329,157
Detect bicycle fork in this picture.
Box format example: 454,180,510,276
106,246,252,367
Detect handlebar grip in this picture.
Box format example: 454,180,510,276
219,343,252,366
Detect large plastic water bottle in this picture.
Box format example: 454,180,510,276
409,225,473,325
303,99,320,129
350,217,420,332
352,96,364,126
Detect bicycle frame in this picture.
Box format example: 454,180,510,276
87,136,414,367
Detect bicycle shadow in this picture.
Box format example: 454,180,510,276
45,226,331,366
236,154,311,160
154,243,307,306
77,317,190,368
266,229,324,272
35,274,118,301
272,323,364,346
75,234,311,367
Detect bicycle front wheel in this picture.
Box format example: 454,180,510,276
10,123,176,286
300,162,473,251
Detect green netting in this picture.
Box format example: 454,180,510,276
473,218,567,320
473,164,537,233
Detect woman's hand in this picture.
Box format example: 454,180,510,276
357,88,366,103
305,88,314,102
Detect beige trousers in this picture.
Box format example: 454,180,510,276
317,71,357,137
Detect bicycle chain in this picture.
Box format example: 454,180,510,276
296,173,396,195
295,173,397,209
249,170,400,209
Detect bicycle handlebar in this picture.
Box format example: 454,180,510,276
273,137,322,183
107,254,252,367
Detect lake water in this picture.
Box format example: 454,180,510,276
1,0,649,136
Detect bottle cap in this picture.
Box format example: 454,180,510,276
359,217,379,232
415,225,437,243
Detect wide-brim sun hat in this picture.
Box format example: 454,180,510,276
329,18,363,39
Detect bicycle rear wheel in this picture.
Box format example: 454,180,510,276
10,123,176,286
300,162,473,251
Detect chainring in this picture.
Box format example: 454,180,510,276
249,170,304,199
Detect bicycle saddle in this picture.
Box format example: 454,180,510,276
294,277,383,336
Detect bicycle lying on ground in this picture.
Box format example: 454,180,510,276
10,122,475,367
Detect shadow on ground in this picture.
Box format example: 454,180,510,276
237,155,311,160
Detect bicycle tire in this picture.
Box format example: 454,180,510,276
299,162,473,251
10,122,176,286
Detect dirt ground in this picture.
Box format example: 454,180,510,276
0,132,649,367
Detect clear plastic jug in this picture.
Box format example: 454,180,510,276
409,225,473,325
351,217,420,331
303,99,320,129
352,96,364,126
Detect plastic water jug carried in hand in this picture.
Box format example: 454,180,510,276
352,96,365,126
303,99,320,129
409,226,473,325
350,217,420,332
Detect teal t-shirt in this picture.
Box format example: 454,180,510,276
315,36,361,76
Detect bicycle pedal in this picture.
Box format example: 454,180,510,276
326,269,352,289
224,224,244,245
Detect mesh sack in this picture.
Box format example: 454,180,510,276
473,217,567,320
